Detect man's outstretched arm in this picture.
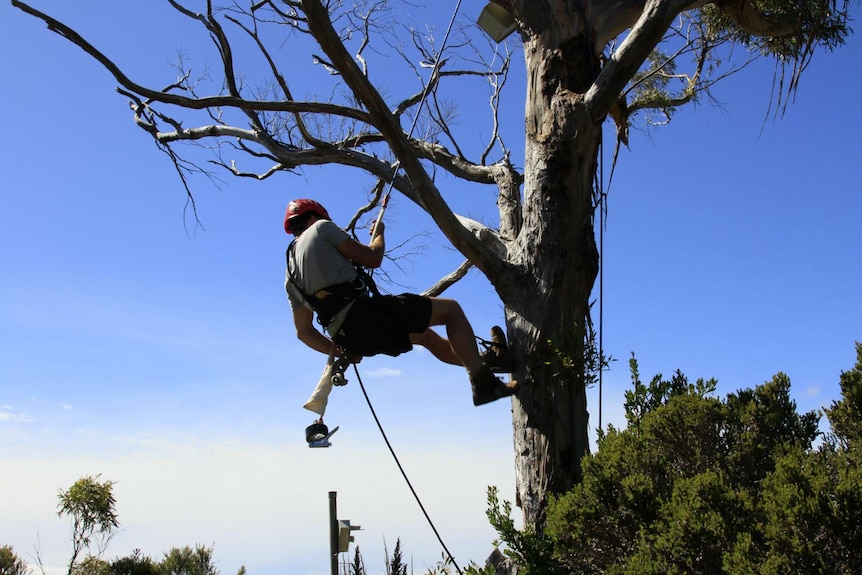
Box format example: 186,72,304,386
292,305,334,355
337,221,385,268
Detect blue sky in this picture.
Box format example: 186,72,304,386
1,2,860,575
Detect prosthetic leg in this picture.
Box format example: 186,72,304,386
303,350,352,447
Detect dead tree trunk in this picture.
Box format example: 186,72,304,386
501,17,601,529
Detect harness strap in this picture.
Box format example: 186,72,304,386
286,239,377,328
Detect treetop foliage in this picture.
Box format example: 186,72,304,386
57,475,119,543
159,545,219,575
0,545,31,575
64,546,230,575
824,341,862,449
57,474,120,575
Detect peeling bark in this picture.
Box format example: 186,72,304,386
503,6,601,528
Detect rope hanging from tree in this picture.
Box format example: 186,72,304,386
354,2,467,573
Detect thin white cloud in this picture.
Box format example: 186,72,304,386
60,403,73,410
804,384,822,398
365,367,403,377
0,411,33,423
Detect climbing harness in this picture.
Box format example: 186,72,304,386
286,239,378,329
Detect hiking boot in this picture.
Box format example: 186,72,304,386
479,325,514,373
470,364,518,406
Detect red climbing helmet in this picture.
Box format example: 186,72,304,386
284,198,331,234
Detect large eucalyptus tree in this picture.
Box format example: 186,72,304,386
12,0,852,527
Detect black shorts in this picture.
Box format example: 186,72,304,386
333,293,432,357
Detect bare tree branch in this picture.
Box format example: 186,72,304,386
224,9,328,148
12,0,373,122
411,140,499,183
299,0,510,275
345,178,388,236
421,259,474,297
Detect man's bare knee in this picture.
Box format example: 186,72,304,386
429,297,466,326
410,330,433,346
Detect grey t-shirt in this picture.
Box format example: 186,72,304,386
285,219,358,333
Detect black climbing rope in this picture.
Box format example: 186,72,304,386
352,363,464,575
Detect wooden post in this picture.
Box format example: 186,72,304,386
329,491,338,575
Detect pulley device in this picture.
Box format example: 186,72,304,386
330,353,352,387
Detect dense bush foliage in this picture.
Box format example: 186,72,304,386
1,545,31,575
488,343,862,574
43,546,225,575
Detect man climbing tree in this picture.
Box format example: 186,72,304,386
11,0,854,531
283,197,516,406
